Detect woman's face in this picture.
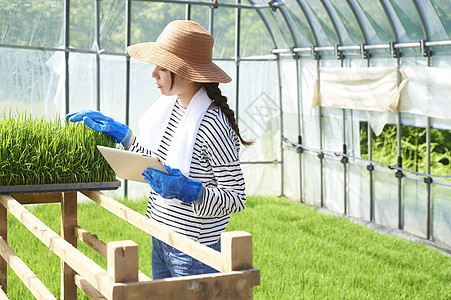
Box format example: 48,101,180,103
152,65,190,97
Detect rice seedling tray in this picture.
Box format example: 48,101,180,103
1,113,120,191
0,180,121,195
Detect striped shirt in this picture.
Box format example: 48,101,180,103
130,100,246,245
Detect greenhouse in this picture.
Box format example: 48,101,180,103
1,0,451,299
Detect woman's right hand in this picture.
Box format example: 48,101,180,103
66,110,133,147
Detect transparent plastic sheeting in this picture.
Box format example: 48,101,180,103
47,52,130,123
347,164,370,221
323,159,345,213
237,60,281,196
431,184,451,248
402,176,428,239
0,0,64,48
0,48,59,117
283,149,300,201
373,169,399,230
282,55,451,248
301,154,322,207
238,60,280,164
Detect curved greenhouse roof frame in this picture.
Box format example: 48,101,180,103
265,0,451,57
2,1,451,58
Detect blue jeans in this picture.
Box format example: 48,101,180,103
151,237,221,279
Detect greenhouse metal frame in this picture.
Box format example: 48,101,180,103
1,0,450,249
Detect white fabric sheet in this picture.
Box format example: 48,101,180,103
399,66,451,120
311,67,408,114
310,66,451,135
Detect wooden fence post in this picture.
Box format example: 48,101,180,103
0,205,6,294
221,231,253,272
61,192,77,300
107,240,138,284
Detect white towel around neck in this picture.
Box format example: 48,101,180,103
137,87,212,206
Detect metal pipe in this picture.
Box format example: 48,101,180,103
64,0,70,115
366,54,373,221
290,47,313,53
319,106,324,208
395,41,421,48
320,0,342,45
396,109,403,230
368,121,374,222
124,0,132,198
272,48,292,54
277,5,298,47
276,55,284,196
425,39,432,240
95,0,101,111
295,55,303,203
316,59,324,207
346,0,368,45
0,43,67,52
335,45,361,51
185,3,191,20
424,121,433,241
241,161,281,165
342,108,347,215
379,0,398,42
132,0,271,9
426,117,432,239
314,46,336,52
3,38,451,57
395,54,402,230
427,40,451,47
284,40,451,55
234,0,241,122
338,53,347,215
295,0,319,47
364,44,391,50
0,43,116,55
248,0,277,48
412,0,429,41
208,2,214,33
214,56,277,61
283,137,451,180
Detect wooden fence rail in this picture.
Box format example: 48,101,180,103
0,191,259,299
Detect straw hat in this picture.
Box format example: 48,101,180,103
127,20,231,83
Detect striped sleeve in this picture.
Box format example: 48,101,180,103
129,137,152,156
192,112,246,217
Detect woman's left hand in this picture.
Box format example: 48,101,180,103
142,165,204,204
66,110,133,147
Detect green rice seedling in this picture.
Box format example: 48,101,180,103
0,112,117,186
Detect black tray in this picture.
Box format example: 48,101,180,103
0,180,121,195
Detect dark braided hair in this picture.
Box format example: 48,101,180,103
201,83,253,146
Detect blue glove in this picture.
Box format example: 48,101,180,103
66,110,132,147
142,165,204,204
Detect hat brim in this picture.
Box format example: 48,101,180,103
127,42,231,83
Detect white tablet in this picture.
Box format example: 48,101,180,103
97,145,167,183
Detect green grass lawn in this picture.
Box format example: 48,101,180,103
4,196,451,299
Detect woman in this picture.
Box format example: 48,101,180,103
67,20,251,279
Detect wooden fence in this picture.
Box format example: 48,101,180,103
0,191,260,299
